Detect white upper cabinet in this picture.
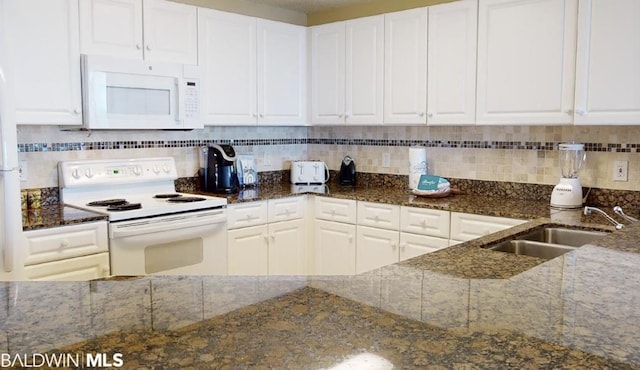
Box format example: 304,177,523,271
310,15,384,125
3,0,82,125
257,19,307,125
384,8,428,125
198,10,306,125
310,22,345,124
427,0,477,125
79,0,197,64
476,0,578,125
573,0,640,125
198,9,257,125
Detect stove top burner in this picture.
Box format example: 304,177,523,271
153,193,182,199
87,199,128,207
107,202,142,211
167,196,207,203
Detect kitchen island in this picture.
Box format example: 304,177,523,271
10,183,640,369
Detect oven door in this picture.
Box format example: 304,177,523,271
108,209,227,275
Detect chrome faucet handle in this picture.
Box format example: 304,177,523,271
613,206,638,223
584,206,624,230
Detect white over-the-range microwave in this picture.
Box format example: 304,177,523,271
81,54,202,130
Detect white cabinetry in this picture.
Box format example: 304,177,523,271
384,8,428,124
79,0,197,64
3,0,82,125
573,0,640,125
356,202,401,274
227,201,269,275
198,9,306,125
22,222,110,281
427,0,477,125
400,206,450,258
310,15,384,125
314,197,356,275
227,197,306,276
449,212,526,244
476,0,578,125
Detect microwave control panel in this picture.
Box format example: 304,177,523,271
183,79,200,124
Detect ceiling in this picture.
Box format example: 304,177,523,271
242,0,375,13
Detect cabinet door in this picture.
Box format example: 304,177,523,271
24,253,110,281
356,226,399,274
346,15,384,125
228,225,268,276
79,0,143,60
257,19,307,125
314,220,356,275
198,9,257,125
450,212,526,242
574,0,640,125
476,0,578,125
268,219,307,275
310,22,346,125
142,0,197,64
5,0,83,125
400,233,449,261
427,0,477,125
384,8,428,124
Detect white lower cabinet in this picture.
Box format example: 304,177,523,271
268,219,306,275
450,212,526,242
400,232,450,261
227,224,269,276
227,197,306,276
24,253,110,281
314,219,356,275
356,226,399,274
22,221,110,281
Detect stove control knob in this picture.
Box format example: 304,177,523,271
85,168,94,178
153,165,161,174
133,166,142,176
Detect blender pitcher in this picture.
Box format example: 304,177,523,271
551,143,586,208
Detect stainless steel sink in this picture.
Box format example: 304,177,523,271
515,227,608,247
485,227,610,260
489,240,577,259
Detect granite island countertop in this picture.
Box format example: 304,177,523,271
9,183,640,368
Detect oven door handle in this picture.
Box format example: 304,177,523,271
111,211,226,238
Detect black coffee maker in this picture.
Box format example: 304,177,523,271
204,144,239,194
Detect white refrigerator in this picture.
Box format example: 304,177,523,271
0,0,23,279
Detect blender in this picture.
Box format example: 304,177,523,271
550,143,586,208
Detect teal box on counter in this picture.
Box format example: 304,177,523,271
417,175,442,191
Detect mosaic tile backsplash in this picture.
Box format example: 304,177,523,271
17,125,640,193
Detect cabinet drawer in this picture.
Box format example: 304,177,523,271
24,252,110,281
401,206,450,238
400,232,449,261
227,201,268,229
314,196,357,224
24,221,108,266
268,196,306,223
450,212,526,241
357,201,400,230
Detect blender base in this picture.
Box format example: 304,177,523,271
550,178,583,209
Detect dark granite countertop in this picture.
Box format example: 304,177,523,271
10,183,640,368
21,205,107,231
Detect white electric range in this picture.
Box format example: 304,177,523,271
59,157,228,276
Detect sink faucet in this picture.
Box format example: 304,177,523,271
584,206,624,230
613,206,638,223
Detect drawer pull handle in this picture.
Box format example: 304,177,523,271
60,239,69,248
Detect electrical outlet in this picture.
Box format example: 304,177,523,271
18,160,27,182
382,152,391,168
613,160,628,182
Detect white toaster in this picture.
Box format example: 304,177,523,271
290,160,329,184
